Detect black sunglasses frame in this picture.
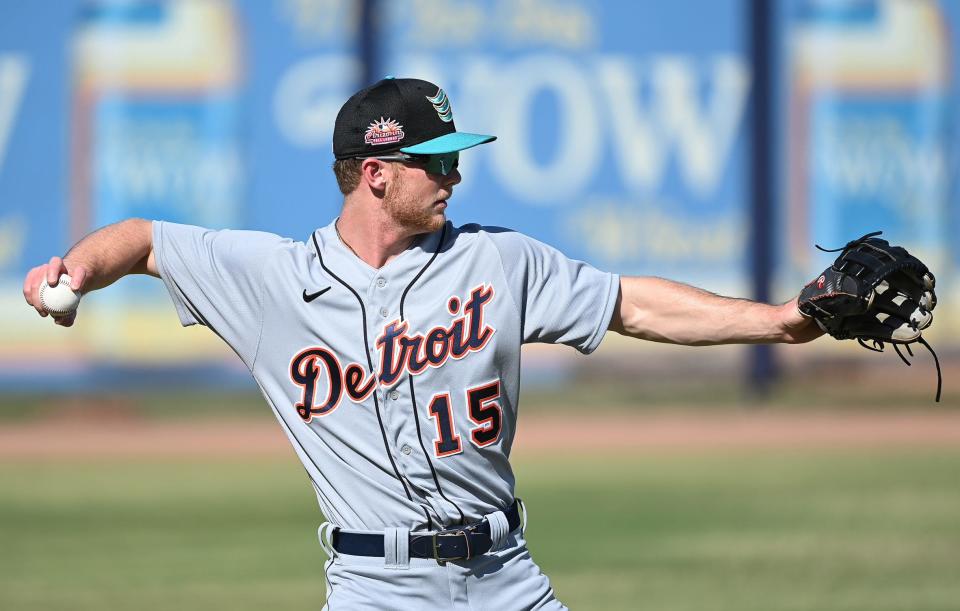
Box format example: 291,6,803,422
356,151,459,176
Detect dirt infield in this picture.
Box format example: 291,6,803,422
2,410,959,460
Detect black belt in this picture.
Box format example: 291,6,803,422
332,500,522,562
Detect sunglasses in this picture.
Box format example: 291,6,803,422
360,151,460,176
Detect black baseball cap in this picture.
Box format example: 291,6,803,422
333,77,496,160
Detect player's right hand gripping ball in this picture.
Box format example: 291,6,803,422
797,231,941,400
39,273,82,317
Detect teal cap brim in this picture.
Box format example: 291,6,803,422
400,132,496,155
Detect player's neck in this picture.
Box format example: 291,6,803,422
336,208,419,269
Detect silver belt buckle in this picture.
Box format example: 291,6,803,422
432,529,471,564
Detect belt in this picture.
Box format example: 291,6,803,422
332,500,522,562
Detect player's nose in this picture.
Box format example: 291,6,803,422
444,167,462,186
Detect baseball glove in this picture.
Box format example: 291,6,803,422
797,231,941,401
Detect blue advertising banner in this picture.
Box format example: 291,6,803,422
2,0,956,385
783,0,952,279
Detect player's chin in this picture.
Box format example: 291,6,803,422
404,210,445,235
427,210,446,231
418,207,446,232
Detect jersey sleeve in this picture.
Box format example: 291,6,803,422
487,229,620,354
152,221,288,369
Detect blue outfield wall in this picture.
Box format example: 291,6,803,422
0,0,956,389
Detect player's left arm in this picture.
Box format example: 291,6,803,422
608,276,824,345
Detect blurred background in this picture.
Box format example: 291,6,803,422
1,1,958,610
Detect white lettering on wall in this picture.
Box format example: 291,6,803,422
819,117,944,200
272,53,751,205
597,58,667,194
491,54,601,203
597,56,749,197
650,56,749,196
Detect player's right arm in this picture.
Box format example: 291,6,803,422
22,218,157,326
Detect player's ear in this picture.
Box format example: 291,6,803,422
360,158,390,194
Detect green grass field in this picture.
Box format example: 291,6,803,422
2,449,958,611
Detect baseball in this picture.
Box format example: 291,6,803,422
39,274,81,316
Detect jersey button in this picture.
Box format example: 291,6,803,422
376,278,386,288
401,445,412,455
379,307,389,318
389,390,400,401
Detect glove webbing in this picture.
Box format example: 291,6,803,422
832,248,927,298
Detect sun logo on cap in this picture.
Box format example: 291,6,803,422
426,88,453,123
364,117,406,146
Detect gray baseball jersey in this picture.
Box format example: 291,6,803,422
152,218,619,605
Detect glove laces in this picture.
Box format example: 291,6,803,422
856,336,942,402
815,231,883,254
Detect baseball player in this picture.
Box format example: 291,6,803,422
23,77,824,609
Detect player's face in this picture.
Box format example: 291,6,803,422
384,161,461,234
